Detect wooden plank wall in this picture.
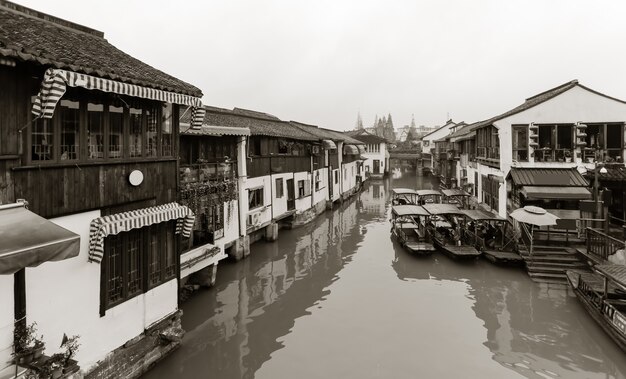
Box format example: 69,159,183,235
13,161,178,218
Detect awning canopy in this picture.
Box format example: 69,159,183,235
322,139,337,150
423,203,462,215
182,125,250,137
520,186,592,200
441,188,471,197
392,205,430,217
357,145,367,154
88,202,195,263
508,167,588,186
461,209,505,221
343,144,359,155
0,203,80,275
32,68,205,127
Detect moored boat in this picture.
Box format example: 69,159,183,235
416,189,443,205
390,205,436,255
441,188,472,209
460,209,523,265
423,203,481,259
566,265,626,352
391,188,419,205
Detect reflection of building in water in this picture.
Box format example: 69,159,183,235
360,182,387,216
148,197,364,379
390,250,626,379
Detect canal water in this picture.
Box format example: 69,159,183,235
143,170,626,379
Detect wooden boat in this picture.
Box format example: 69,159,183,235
390,205,436,255
416,189,442,205
391,188,419,205
441,188,472,209
566,265,626,352
423,203,481,259
460,209,523,265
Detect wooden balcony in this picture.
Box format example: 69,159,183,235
180,162,236,185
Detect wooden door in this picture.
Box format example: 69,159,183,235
373,160,380,174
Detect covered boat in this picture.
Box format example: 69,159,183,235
566,265,626,352
423,203,481,259
441,188,472,209
392,188,419,205
416,189,443,205
460,209,522,265
390,205,436,255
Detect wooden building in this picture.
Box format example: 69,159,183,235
177,123,250,287
0,2,204,378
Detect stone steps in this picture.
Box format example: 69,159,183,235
519,246,589,283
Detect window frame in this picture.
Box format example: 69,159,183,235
511,125,529,162
248,187,264,210
100,221,178,315
275,178,284,198
29,92,172,165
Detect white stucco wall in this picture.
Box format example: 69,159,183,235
0,275,13,372
294,171,312,212
363,143,387,176
312,167,329,206
271,173,292,219
245,176,272,228
341,161,359,194
26,210,178,371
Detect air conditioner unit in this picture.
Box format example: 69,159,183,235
248,212,262,226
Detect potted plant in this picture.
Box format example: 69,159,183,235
13,322,44,365
60,334,80,373
564,150,572,163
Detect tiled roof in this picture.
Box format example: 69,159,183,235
346,129,387,144
421,119,457,139
193,107,318,141
0,0,201,96
232,107,281,121
508,168,589,187
468,80,626,131
290,122,364,145
181,125,250,137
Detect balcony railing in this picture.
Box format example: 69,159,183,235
180,162,236,185
586,227,626,261
476,146,500,160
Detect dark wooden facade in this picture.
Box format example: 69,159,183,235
247,136,316,178
0,63,180,218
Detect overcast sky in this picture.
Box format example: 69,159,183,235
15,0,626,131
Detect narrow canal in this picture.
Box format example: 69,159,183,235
143,171,626,379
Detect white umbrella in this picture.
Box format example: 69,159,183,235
510,206,559,227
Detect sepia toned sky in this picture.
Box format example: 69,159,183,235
15,0,626,131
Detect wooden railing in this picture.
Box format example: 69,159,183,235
586,227,626,261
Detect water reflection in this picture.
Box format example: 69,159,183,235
143,170,626,379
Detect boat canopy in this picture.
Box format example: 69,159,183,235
416,189,441,197
595,264,626,290
392,205,430,217
392,188,418,195
423,203,461,215
441,189,471,197
461,209,505,221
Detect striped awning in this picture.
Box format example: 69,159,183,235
343,144,359,155
88,202,195,263
322,140,337,150
32,68,205,128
